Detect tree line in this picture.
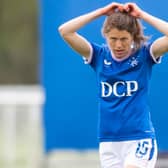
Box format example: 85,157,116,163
0,0,39,84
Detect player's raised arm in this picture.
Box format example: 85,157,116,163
124,2,168,58
58,2,123,59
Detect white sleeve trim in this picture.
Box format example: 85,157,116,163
149,43,162,64
83,43,93,64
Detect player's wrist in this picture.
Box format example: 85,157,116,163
139,11,149,20
94,8,106,17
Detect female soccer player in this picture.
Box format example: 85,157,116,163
58,2,168,168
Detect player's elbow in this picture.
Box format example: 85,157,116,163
58,25,64,36
58,25,69,37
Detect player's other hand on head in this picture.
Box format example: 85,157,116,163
100,2,143,18
123,3,143,18
100,2,124,16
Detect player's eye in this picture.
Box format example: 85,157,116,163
120,38,128,42
110,37,117,42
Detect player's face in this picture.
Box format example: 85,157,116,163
105,28,133,59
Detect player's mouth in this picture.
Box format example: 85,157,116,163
114,49,126,57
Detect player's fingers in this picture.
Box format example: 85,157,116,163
123,4,130,12
124,3,135,12
112,4,124,13
118,5,124,12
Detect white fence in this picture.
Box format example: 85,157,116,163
0,85,45,168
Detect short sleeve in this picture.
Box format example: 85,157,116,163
144,42,162,65
83,42,105,70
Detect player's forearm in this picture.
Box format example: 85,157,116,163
141,11,168,36
58,9,102,36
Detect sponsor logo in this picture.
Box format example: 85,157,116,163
101,81,138,97
104,59,112,65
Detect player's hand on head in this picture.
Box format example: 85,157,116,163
123,3,143,18
100,2,124,16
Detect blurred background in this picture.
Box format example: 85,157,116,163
0,0,168,168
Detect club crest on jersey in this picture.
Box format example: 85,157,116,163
128,57,139,67
101,81,138,97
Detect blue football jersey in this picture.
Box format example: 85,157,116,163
85,42,161,142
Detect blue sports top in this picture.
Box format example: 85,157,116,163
85,42,161,142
